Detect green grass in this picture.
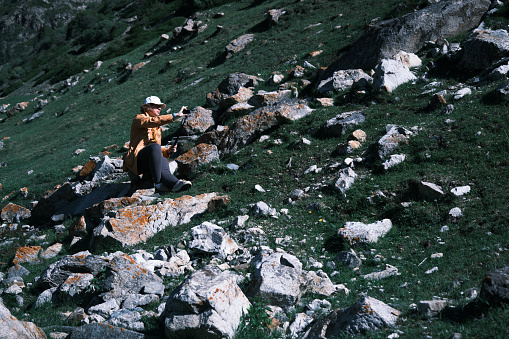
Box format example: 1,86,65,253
0,0,508,337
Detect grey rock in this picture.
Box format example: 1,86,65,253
122,294,159,310
418,300,448,317
382,154,406,170
107,309,144,331
363,264,399,280
334,168,357,198
319,0,490,73
250,201,277,217
304,296,399,337
377,125,412,160
322,111,366,137
68,323,147,339
304,270,347,296
189,221,239,258
449,207,463,218
373,59,417,93
318,69,373,94
0,298,46,338
459,29,509,70
7,265,30,279
37,251,109,291
338,219,392,246
418,181,444,201
247,249,306,308
480,266,509,305
57,273,94,302
290,313,314,338
335,249,362,269
34,287,58,308
450,185,470,196
88,298,120,318
162,265,250,339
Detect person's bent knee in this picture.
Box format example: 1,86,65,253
145,143,161,152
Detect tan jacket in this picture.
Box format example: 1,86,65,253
123,112,175,175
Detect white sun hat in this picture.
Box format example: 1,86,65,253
144,96,166,108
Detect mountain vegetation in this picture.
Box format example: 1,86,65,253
0,0,508,338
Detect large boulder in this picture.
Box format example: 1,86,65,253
162,265,250,338
0,299,46,339
372,59,417,92
182,106,216,135
320,0,490,77
1,203,31,223
176,143,220,178
304,296,399,337
459,29,509,71
199,99,313,155
92,193,230,247
206,72,262,109
479,266,509,305
246,249,307,308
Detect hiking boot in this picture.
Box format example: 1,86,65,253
172,180,192,192
155,183,170,193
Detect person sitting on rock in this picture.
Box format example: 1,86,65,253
123,96,192,193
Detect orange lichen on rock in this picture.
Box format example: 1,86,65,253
12,246,42,264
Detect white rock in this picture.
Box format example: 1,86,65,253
450,185,470,196
449,207,463,218
454,88,472,100
254,184,266,192
425,267,438,274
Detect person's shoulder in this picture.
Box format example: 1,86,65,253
133,112,148,120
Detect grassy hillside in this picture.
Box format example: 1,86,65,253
0,0,508,337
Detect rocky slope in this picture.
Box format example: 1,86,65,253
0,0,508,338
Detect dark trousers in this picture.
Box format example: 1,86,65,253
137,143,178,188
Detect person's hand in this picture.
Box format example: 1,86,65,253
175,106,188,117
168,144,178,153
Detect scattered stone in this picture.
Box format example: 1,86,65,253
451,185,470,196
226,34,254,60
363,264,398,280
322,111,366,137
382,154,406,170
12,246,41,264
453,88,472,100
425,267,438,274
376,125,411,160
334,167,358,198
418,181,444,201
338,219,392,246
418,300,448,317
335,249,362,269
189,221,239,258
449,207,463,218
1,203,31,223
